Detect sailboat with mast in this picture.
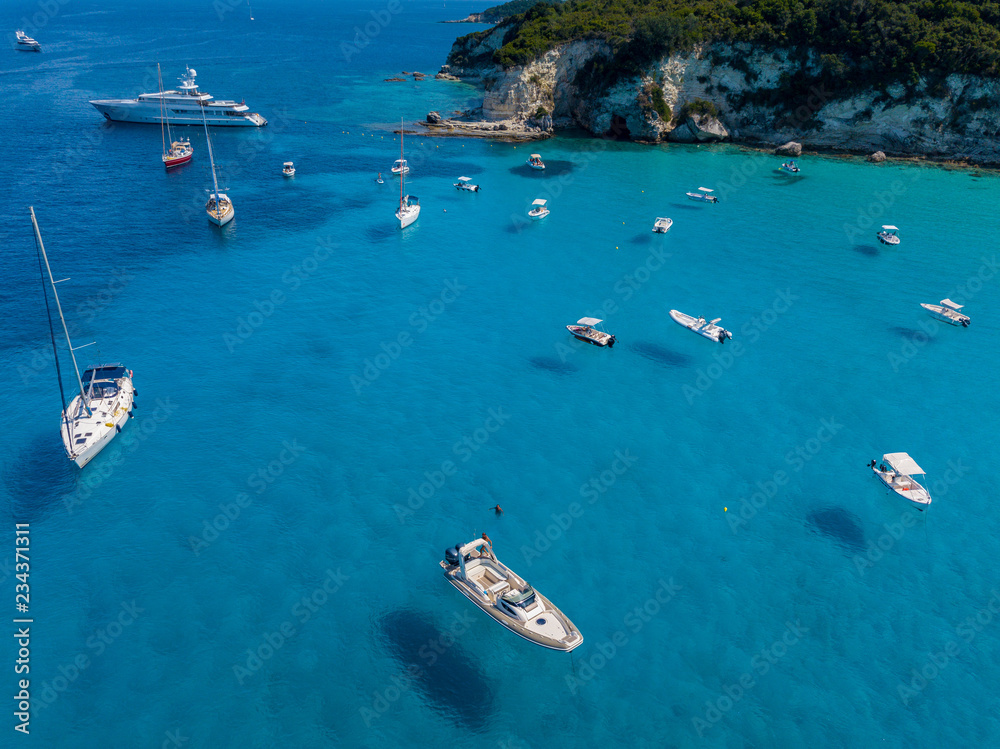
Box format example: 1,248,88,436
30,207,136,469
158,63,193,169
395,120,420,229
201,104,234,226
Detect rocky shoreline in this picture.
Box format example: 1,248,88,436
439,31,1000,166
415,109,552,141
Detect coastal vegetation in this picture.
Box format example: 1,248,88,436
450,0,1000,103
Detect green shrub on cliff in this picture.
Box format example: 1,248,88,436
481,0,1000,94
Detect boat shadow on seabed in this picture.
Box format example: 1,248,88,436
2,433,76,523
378,608,495,732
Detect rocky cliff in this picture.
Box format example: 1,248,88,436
445,29,1000,162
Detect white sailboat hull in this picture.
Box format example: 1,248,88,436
397,205,420,228
61,374,135,468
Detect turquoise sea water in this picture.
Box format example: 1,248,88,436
2,1,1000,746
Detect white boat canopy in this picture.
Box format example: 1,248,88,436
576,317,602,325
458,176,471,182
530,154,541,159
882,225,899,231
883,452,925,475
532,198,547,206
941,298,963,309
698,187,714,193
284,161,293,167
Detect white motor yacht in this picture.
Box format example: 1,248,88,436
652,217,673,233
283,161,296,177
16,30,41,51
686,187,718,203
30,208,136,468
669,309,732,343
920,299,970,327
877,225,900,245
527,153,545,170
455,176,479,192
441,537,583,652
566,317,615,347
528,198,549,219
90,66,266,126
871,453,932,510
391,159,409,176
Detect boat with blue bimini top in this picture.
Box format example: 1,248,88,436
871,453,932,510
30,207,136,468
90,66,266,127
441,536,583,652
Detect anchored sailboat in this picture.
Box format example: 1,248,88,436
201,104,234,226
30,207,136,468
395,119,420,229
159,63,193,169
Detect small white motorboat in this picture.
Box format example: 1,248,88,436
566,317,615,347
282,161,295,177
528,198,549,220
777,160,800,174
877,225,900,245
669,309,732,343
686,187,718,203
652,217,673,233
441,537,584,652
16,30,41,51
391,158,409,176
455,176,480,192
870,453,932,510
921,299,970,327
527,153,545,170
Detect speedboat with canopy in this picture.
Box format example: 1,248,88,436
455,176,479,192
566,317,615,347
652,217,673,233
877,225,900,245
30,207,136,468
282,161,295,176
441,537,583,651
669,309,732,343
871,453,932,510
920,299,970,327
527,153,545,170
686,187,718,203
528,198,549,219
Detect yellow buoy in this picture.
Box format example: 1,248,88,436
724,507,728,512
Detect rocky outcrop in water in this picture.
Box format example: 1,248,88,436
775,141,802,156
444,30,1000,162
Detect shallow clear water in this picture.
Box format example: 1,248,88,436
2,1,1000,746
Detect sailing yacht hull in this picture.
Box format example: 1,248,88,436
61,376,135,468
208,206,235,226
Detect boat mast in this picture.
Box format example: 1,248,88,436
30,207,91,417
158,63,168,156
399,117,404,208
201,104,221,207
